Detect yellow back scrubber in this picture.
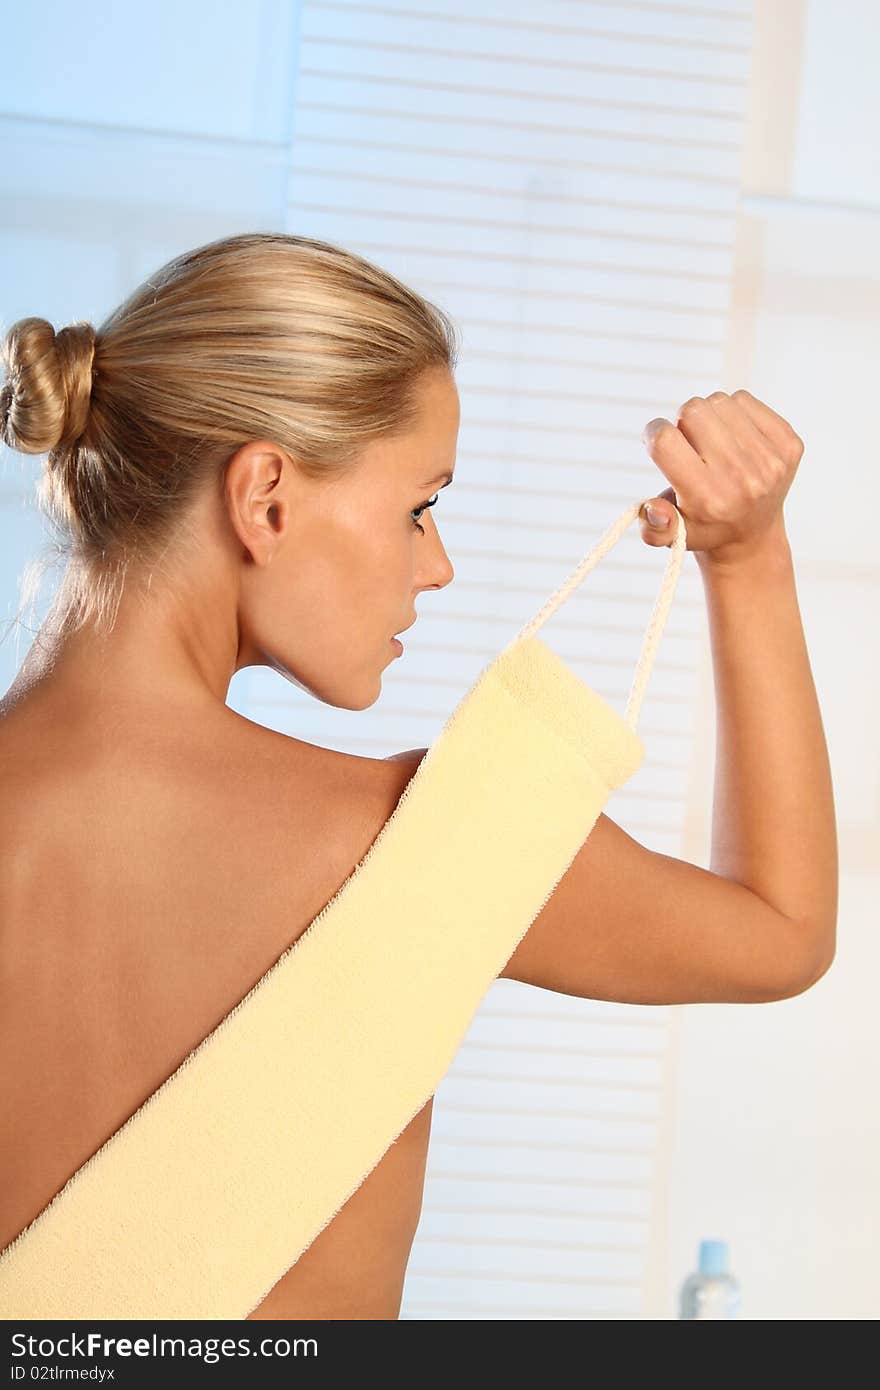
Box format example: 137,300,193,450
0,497,686,1319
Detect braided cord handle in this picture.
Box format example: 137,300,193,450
499,497,688,733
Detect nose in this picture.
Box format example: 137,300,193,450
418,525,454,591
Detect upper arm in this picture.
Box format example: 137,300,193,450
384,751,832,1005
499,812,832,1005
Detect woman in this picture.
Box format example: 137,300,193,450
0,232,837,1320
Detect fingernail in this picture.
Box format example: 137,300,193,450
645,504,669,528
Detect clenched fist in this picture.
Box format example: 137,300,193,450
638,389,804,566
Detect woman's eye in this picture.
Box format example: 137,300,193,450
410,494,439,534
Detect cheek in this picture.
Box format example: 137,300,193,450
326,513,411,623
289,502,413,636
360,510,413,581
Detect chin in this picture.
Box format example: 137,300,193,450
351,679,384,712
273,653,386,712
316,674,383,713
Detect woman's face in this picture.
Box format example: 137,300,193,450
234,368,459,710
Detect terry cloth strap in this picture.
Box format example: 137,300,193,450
0,497,686,1319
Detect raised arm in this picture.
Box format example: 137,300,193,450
692,521,837,965
499,390,837,1003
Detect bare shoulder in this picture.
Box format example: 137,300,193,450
383,746,430,766
292,739,430,817
378,745,430,799
251,734,431,895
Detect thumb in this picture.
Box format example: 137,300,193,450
639,496,674,544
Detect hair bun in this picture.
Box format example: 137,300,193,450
0,316,97,455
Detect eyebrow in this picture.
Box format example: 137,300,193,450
423,472,454,487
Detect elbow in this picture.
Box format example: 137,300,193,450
776,923,837,1000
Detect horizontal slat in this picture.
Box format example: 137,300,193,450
295,68,744,150
438,1071,663,1119
289,155,738,245
426,1139,655,1184
462,1005,670,1051
308,0,752,45
409,1237,646,1282
285,209,734,299
424,1170,653,1216
305,2,752,70
353,268,727,349
401,1302,633,1318
416,1207,646,1246
431,1113,658,1154
448,320,723,375
448,1042,664,1088
294,100,744,182
402,1271,642,1314
297,35,748,118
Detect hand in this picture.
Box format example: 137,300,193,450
637,389,804,566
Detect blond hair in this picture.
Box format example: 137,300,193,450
0,231,459,642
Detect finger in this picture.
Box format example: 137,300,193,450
728,388,802,458
640,418,705,532
704,391,778,459
641,417,705,505
673,396,742,468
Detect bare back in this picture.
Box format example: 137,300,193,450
0,691,432,1320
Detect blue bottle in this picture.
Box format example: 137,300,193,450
679,1238,742,1318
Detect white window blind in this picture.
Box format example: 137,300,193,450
246,0,754,1319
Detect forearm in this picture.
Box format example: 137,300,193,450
696,530,838,966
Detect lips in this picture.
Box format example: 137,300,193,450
393,618,417,638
